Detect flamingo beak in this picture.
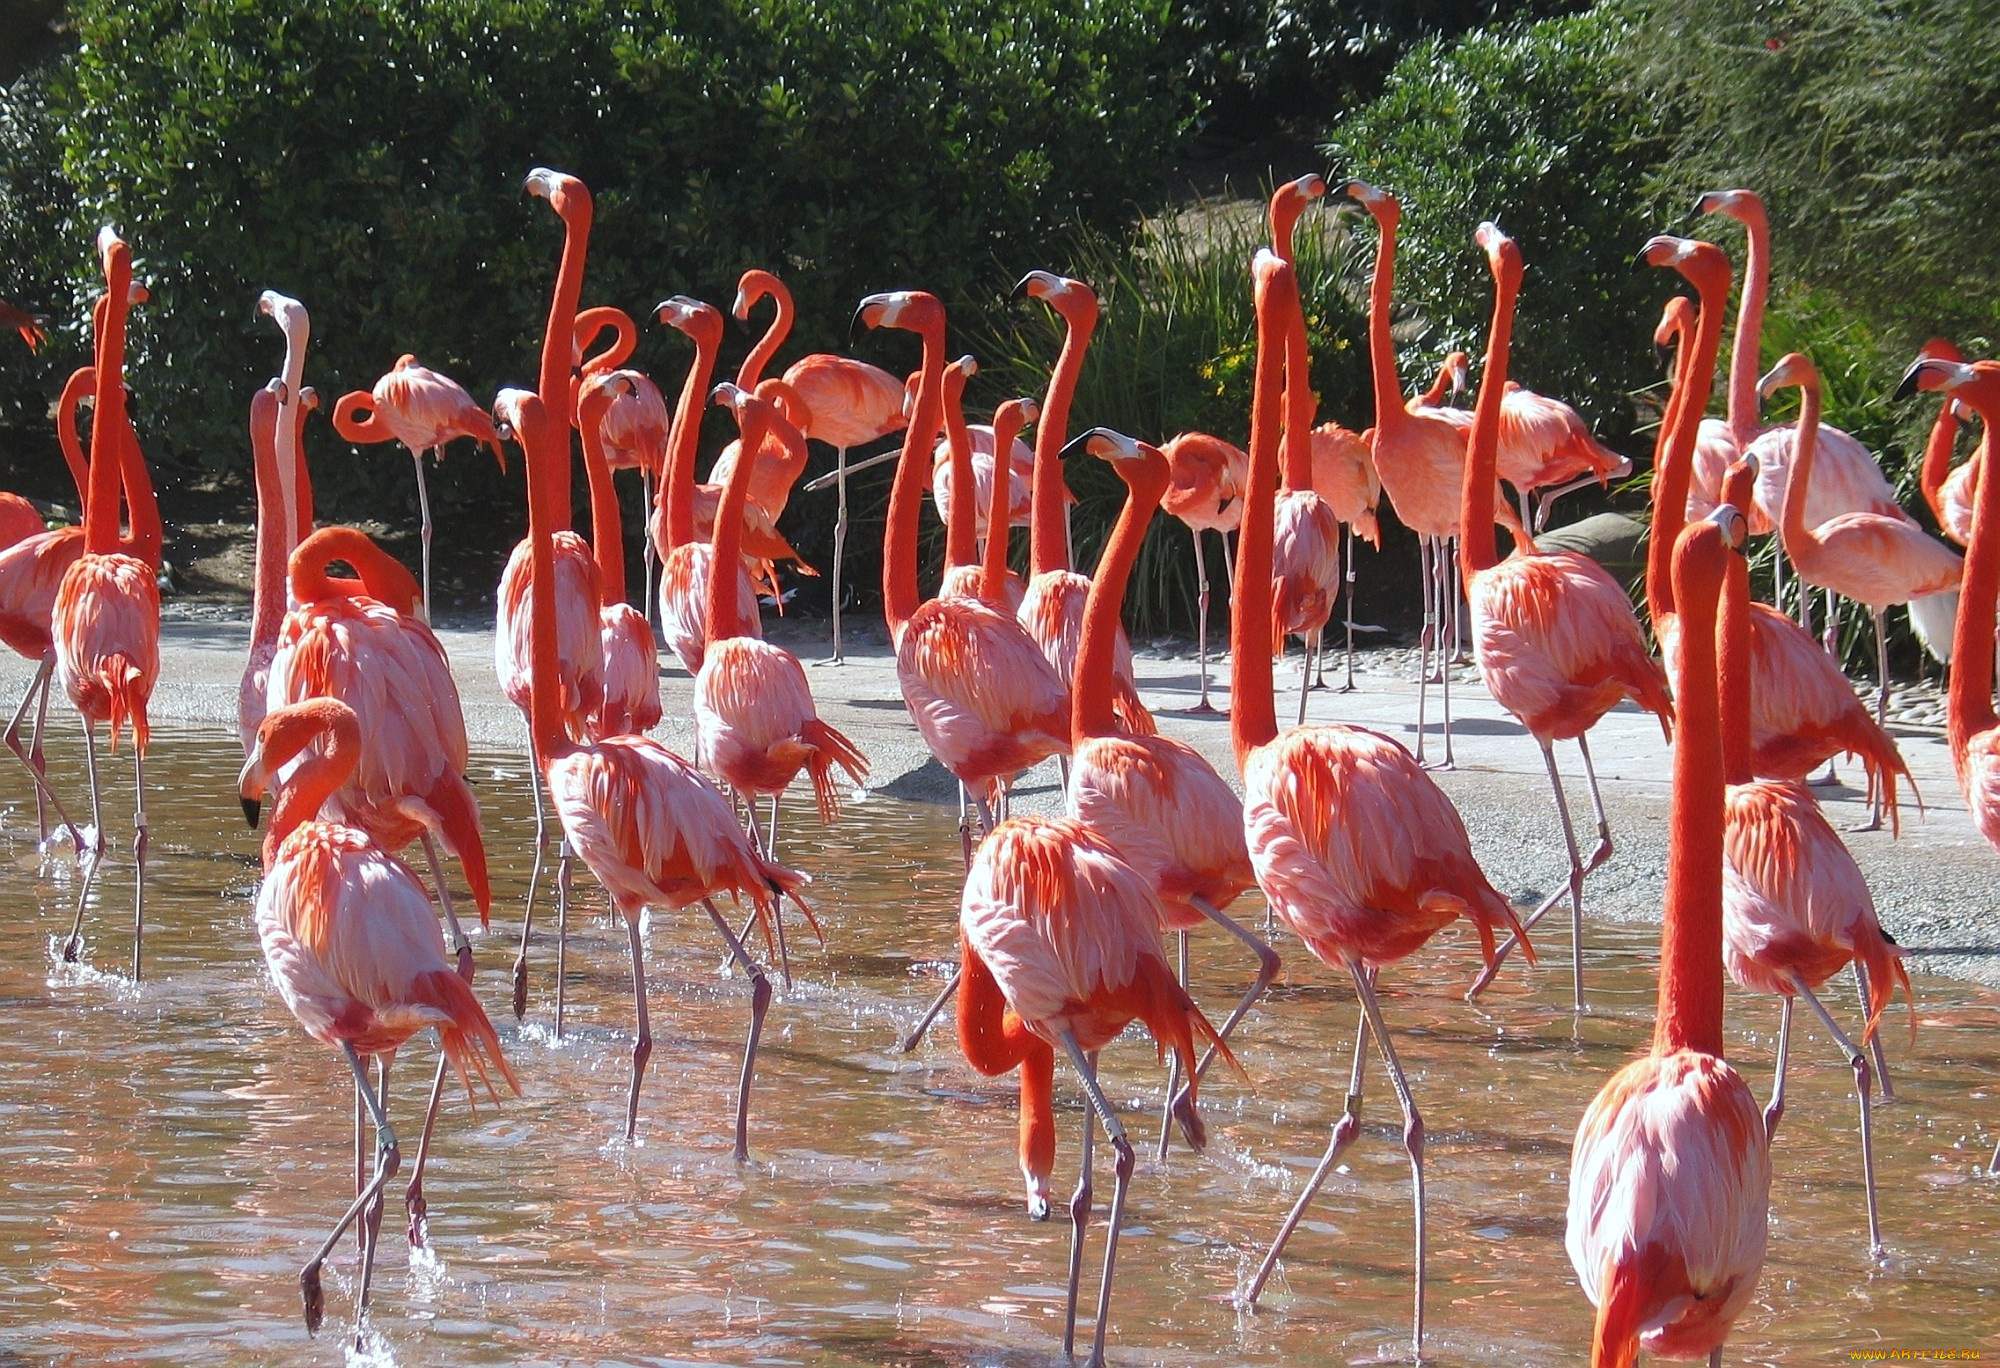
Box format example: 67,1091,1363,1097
237,751,266,829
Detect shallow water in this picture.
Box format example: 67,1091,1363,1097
0,722,1996,1366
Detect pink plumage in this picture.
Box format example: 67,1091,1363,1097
709,411,810,522
594,600,662,738
586,368,670,475
1374,408,1468,540
1018,570,1152,736
0,526,85,660
495,530,605,741
54,552,159,753
1750,420,1906,530
1787,510,1961,610
1308,422,1379,544
353,355,500,455
1271,487,1341,639
781,353,907,451
695,635,867,822
932,424,1034,541
1162,432,1246,535
1495,382,1627,498
1687,418,1750,529
897,595,1071,796
658,541,762,675
0,493,45,549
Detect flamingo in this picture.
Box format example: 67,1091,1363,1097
1455,224,1672,1010
650,295,764,675
498,384,803,1154
576,376,663,740
1161,431,1245,712
1059,427,1270,1159
734,268,907,661
694,383,868,972
1898,354,2000,1167
1308,420,1379,691
574,311,672,618
1234,249,1531,1357
1766,352,1961,728
1015,271,1153,735
237,698,516,1340
238,288,316,754
1714,452,1909,1257
1271,246,1343,722
1567,510,1772,1368
53,228,163,978
330,354,502,622
956,813,1229,1367
940,392,1037,609
1914,339,1977,547
0,297,48,351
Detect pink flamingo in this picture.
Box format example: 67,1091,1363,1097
1914,339,1977,547
1015,271,1153,735
330,354,501,622
1161,431,1245,712
1308,420,1379,691
239,288,317,753
576,376,663,740
237,698,516,1340
937,374,1036,608
1715,453,1909,1256
956,813,1228,1366
1457,224,1672,1011
1494,380,1631,530
1566,511,1771,1368
1059,427,1270,1159
1234,250,1530,1357
573,310,672,617
53,228,163,977
502,385,803,1154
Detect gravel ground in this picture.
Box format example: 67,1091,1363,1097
19,600,1999,991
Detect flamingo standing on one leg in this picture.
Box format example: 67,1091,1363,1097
1161,432,1245,712
53,228,164,978
499,385,803,1155
957,813,1229,1366
237,698,516,1341
330,355,502,623
1058,427,1271,1159
1566,510,1772,1368
1714,451,1909,1257
1455,224,1673,1012
1233,250,1531,1358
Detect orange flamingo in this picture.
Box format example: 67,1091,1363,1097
1059,427,1270,1158
936,367,1037,608
1914,339,1977,547
1161,431,1245,712
650,295,764,674
1566,512,1771,1368
576,376,663,740
53,228,163,977
1899,353,2000,1167
1234,250,1530,1356
237,698,516,1340
330,354,501,622
1015,271,1153,735
239,288,317,754
956,813,1228,1366
1456,224,1672,1011
0,296,48,351
1308,420,1379,691
1714,452,1908,1257
1767,352,1961,726
500,385,803,1154
694,383,868,974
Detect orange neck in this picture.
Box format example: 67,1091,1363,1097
1230,259,1291,769
1657,523,1729,1058
1717,464,1757,785
57,363,93,508
982,403,1028,601
249,386,288,660
1269,186,1308,265
288,526,420,612
578,383,627,604
1725,199,1770,449
116,397,162,567
1920,397,1966,528
706,400,769,645
517,396,574,768
262,699,360,866
1459,250,1521,582
736,273,794,390
1280,273,1315,490
663,322,720,551
539,187,593,433
1075,447,1168,739
575,305,636,378
1950,377,2000,756
1361,203,1409,440
1031,295,1096,575
941,361,977,570
1776,381,1823,562
292,398,316,543
86,248,133,556
1647,267,1730,621
883,314,949,642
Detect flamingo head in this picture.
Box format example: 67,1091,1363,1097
654,295,723,351
1671,515,1731,609
1757,351,1818,400
492,386,548,453
1654,295,1696,352
1895,353,1984,401
1704,500,1749,551
256,290,310,350
300,385,319,412
240,698,361,828
852,290,943,341
524,167,590,224
1062,426,1169,503
1474,221,1522,280
1694,187,1765,226
1443,351,1470,398
732,269,786,324
1012,271,1099,333
1251,247,1293,305
1335,178,1398,227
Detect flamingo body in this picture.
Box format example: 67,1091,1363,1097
1272,488,1341,639
348,355,500,455
1309,423,1379,544
0,526,85,659
54,552,158,751
1018,571,1152,736
695,634,866,820
1496,382,1626,498
496,530,604,741
781,354,906,451
898,595,1070,792
932,425,1034,541
596,602,662,737
587,368,670,474
658,541,762,675
710,422,810,523
1163,432,1246,535
1750,422,1905,531
1786,511,1961,610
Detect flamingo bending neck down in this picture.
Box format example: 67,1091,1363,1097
1566,512,1771,1368
1233,248,1531,1359
1161,431,1246,712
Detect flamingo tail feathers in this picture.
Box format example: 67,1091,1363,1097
1854,920,1915,1046
1589,1259,1645,1368
799,717,870,824
426,778,493,926
409,968,520,1107
100,653,149,755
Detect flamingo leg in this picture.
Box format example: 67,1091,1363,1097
741,795,794,990
1854,959,1895,1100
300,1043,399,1338
404,1053,449,1248
554,839,571,1041
1058,1034,1133,1368
1791,973,1882,1255
830,446,849,664
1847,608,1894,833
703,897,772,1163
1243,1005,1371,1308
1516,486,1533,534
897,970,962,1054
1155,930,1191,1159
29,653,57,842
1482,739,1592,1007
1439,537,1458,766
412,448,433,624
1415,536,1435,766
421,832,475,982
6,654,82,849
130,745,146,981
1763,995,1793,1138
1189,529,1216,713
1339,524,1359,693
513,739,548,1019
61,719,105,964
1061,1048,1095,1361
639,468,656,621
1295,632,1312,726
1311,624,1328,690
621,911,653,1142
1350,960,1427,1357
1168,895,1281,1149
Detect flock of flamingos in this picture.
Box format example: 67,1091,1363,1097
2,165,1997,1366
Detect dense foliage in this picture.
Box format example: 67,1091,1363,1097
1329,5,1670,444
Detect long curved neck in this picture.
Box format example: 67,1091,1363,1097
737,284,793,390
575,306,636,380
1776,382,1822,561
1280,275,1315,490
540,198,592,433
1951,391,2000,756
264,712,359,865
249,388,287,660
942,365,977,569
1648,281,1729,620
1920,400,1965,527
664,328,718,551
1718,486,1755,786
885,320,948,641
521,405,574,768
115,387,160,566
1725,202,1770,448
982,409,1024,601
86,268,132,555
273,323,308,571
578,388,626,603
1031,305,1093,575
1075,454,1167,739
1363,208,1408,439
705,410,762,644
288,526,412,608
292,399,316,544
1459,257,1520,581
1657,541,1727,1058
1231,269,1288,768
56,364,93,509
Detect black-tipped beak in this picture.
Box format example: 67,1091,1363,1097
1009,274,1035,301
1892,361,1928,403
848,303,868,346
1057,431,1097,461
241,795,261,829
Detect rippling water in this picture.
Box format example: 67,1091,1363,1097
0,723,1996,1365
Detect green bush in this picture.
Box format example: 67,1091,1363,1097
1327,4,1670,447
